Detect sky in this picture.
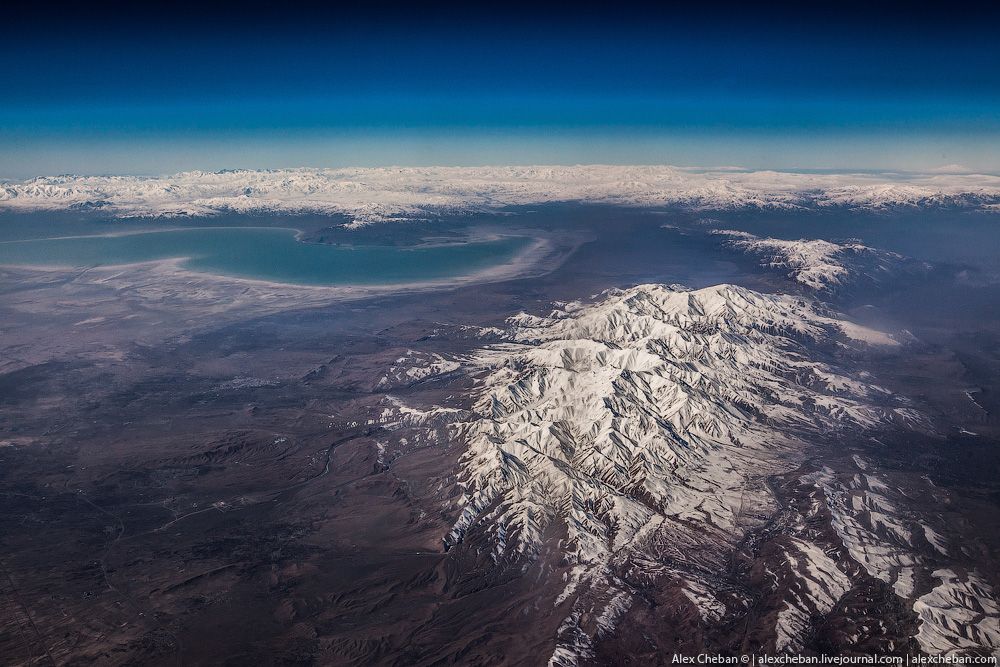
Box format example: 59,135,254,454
2,2,999,177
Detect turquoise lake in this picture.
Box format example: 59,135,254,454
0,227,533,286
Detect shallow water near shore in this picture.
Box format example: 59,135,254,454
0,225,534,286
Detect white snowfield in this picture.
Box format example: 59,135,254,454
2,166,1000,222
712,230,909,292
442,283,916,663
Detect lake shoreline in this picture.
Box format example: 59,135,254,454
0,231,578,299
0,225,571,289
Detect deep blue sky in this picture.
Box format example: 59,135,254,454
2,2,998,177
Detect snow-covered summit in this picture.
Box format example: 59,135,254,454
2,166,999,222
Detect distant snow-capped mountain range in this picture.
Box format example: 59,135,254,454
2,166,999,222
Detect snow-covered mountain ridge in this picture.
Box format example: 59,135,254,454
3,166,999,222
440,283,922,662
711,230,925,293
447,283,910,561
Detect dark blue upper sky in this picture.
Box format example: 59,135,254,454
2,2,998,176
